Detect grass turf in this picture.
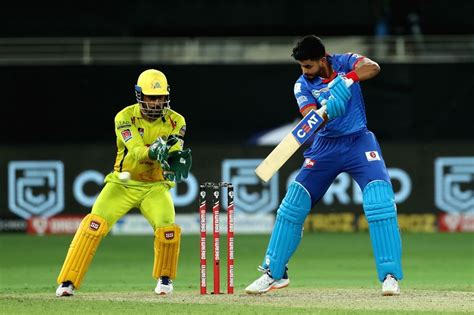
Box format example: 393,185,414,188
0,233,473,314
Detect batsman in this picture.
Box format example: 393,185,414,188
246,35,403,295
55,69,192,296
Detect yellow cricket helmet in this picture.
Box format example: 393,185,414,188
135,69,171,120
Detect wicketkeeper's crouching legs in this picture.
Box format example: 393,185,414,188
57,214,108,290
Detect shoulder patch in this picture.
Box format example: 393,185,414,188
121,129,132,142
294,82,302,94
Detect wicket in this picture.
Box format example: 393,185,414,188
199,182,234,295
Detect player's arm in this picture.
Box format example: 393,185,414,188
149,114,188,173
114,114,149,161
296,82,328,120
342,53,380,82
164,116,192,182
351,57,380,81
168,116,186,153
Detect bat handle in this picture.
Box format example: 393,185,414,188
316,104,327,117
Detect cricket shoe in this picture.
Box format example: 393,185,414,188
245,267,290,294
382,274,400,296
55,281,74,297
155,276,173,295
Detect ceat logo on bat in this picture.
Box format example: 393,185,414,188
291,111,324,144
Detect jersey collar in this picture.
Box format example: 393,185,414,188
320,53,337,84
321,71,338,84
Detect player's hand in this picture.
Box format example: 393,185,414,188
318,95,346,119
164,148,192,183
148,135,180,168
329,76,351,103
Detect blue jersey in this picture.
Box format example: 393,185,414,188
294,53,366,138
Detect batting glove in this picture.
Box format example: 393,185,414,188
329,76,351,103
318,95,346,119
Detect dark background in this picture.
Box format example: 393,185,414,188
2,0,474,37
1,0,474,146
1,63,473,145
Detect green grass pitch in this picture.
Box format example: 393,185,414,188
0,232,473,314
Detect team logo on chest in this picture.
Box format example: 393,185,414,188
138,127,144,137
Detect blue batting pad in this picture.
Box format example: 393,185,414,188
363,180,403,282
262,181,311,279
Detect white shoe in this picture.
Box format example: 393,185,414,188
245,271,290,294
56,281,74,297
155,277,173,295
382,274,400,296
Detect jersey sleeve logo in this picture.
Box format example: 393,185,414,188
297,95,308,105
294,82,302,94
121,129,133,142
179,125,186,137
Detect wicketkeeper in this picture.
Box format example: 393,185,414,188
55,69,192,296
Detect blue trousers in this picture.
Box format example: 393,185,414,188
296,129,390,204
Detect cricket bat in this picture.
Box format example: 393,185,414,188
255,78,353,182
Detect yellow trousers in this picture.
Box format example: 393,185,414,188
91,180,175,233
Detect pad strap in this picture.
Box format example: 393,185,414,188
57,214,108,289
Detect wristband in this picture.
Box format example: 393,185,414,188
345,71,360,82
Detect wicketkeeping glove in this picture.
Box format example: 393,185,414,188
164,148,192,183
148,135,179,169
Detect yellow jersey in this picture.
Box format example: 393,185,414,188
109,103,186,183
